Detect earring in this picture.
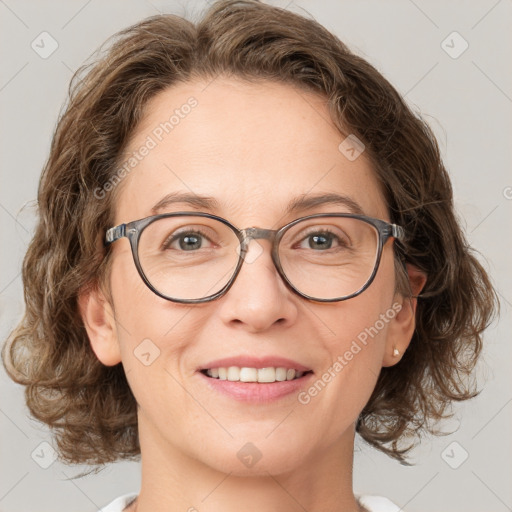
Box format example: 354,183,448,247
392,347,400,357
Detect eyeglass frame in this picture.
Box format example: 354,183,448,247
104,211,405,304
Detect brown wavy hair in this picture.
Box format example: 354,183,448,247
2,0,498,465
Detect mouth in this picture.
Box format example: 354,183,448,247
196,356,315,402
200,366,314,383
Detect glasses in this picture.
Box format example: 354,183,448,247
104,212,404,303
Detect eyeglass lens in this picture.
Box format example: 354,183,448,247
137,215,380,301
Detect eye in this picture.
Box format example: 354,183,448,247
163,229,215,251
296,229,349,251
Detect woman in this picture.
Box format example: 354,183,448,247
2,1,497,511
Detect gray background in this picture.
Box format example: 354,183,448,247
1,1,511,511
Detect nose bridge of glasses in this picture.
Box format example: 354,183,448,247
240,227,277,250
242,227,276,241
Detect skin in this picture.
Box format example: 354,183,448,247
80,77,425,512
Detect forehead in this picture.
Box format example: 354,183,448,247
113,77,388,224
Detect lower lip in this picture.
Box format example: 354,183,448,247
197,371,315,403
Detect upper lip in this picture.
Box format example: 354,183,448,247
198,356,312,372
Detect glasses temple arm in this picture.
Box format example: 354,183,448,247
105,224,126,245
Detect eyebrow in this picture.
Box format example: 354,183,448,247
286,192,365,216
150,191,365,216
151,192,221,214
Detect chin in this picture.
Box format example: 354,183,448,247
194,436,311,477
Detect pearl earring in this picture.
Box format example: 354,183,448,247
392,348,400,357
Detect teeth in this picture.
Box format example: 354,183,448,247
204,366,308,383
275,367,287,381
258,367,278,383
239,367,258,382
227,366,239,381
289,369,299,379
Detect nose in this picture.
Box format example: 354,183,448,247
217,238,299,332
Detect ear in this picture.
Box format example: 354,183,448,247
78,283,122,366
382,263,427,367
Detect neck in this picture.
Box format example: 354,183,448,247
130,415,362,512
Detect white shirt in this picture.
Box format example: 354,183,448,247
98,493,403,511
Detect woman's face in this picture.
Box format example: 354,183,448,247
86,77,411,475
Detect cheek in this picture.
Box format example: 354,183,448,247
325,247,396,352
108,248,195,381
109,244,186,341
320,295,391,401
306,248,397,419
